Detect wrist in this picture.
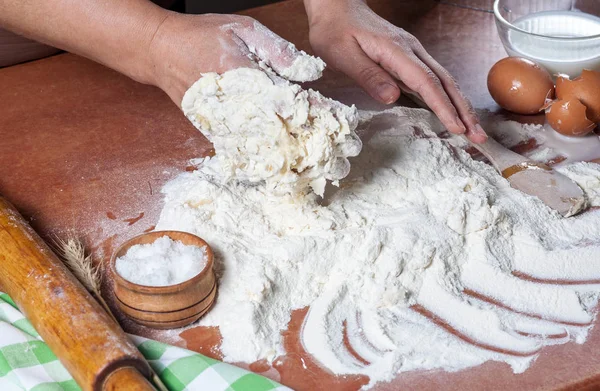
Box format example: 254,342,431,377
304,0,366,26
130,8,173,87
146,13,207,105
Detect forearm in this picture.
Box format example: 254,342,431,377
0,0,168,85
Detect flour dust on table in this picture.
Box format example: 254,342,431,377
160,65,600,389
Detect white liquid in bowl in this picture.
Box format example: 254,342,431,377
507,11,600,76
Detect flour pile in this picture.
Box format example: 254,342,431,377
161,69,600,388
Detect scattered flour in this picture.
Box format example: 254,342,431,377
161,67,600,389
115,236,208,287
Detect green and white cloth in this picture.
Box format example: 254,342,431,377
0,293,291,391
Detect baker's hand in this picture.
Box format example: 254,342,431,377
304,0,487,143
148,13,321,105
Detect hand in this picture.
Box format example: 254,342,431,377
148,13,324,105
304,0,488,143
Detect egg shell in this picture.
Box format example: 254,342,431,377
545,98,597,137
487,57,555,115
556,70,600,123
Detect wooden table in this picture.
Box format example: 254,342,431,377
2,0,600,389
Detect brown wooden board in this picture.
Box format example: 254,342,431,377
2,0,600,390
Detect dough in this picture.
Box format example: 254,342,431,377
181,68,362,197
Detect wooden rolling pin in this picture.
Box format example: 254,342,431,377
0,196,154,391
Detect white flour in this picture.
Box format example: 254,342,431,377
159,71,600,388
115,236,208,286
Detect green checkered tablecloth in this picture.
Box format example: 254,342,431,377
0,293,291,391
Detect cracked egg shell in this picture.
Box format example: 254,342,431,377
545,98,597,137
487,57,555,115
556,70,600,123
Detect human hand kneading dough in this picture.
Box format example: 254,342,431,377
148,13,325,104
0,0,487,143
305,0,488,143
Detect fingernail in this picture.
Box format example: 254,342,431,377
376,83,399,104
455,116,466,134
475,124,487,137
472,124,488,142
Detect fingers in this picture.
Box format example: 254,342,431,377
464,124,489,144
373,43,467,137
353,33,488,143
327,38,401,104
230,19,325,82
414,46,488,143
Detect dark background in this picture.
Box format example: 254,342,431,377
185,0,283,13
153,0,284,13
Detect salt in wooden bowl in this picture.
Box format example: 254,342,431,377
110,230,216,329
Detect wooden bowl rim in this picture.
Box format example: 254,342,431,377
110,230,214,294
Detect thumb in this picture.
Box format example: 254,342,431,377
231,20,325,82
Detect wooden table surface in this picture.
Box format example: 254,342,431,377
2,0,600,390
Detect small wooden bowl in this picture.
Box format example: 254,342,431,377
110,231,216,329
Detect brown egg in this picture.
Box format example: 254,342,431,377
545,98,597,137
487,57,555,115
555,69,600,123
